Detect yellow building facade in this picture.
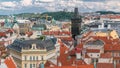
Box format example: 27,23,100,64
95,30,119,39
8,38,58,68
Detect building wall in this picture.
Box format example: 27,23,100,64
95,30,119,39
0,33,17,46
110,30,119,39
95,32,107,37
21,49,56,68
98,58,113,63
87,53,100,58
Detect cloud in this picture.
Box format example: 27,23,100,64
1,2,16,7
21,0,33,6
0,0,120,15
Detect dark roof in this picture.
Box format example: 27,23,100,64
7,38,57,52
89,22,120,27
91,29,112,32
85,39,104,46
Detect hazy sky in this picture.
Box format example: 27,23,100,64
0,0,120,15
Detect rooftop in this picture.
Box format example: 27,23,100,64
7,38,57,52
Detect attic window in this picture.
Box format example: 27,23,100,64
31,44,36,49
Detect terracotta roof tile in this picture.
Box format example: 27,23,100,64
117,64,120,68
4,57,17,68
46,65,94,68
113,57,120,60
97,63,114,68
100,53,112,58
45,60,57,67
0,32,6,37
6,29,14,33
42,31,71,35
25,31,33,37
86,49,100,53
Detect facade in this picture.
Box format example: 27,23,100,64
0,29,18,46
7,38,58,68
18,23,31,34
31,23,46,36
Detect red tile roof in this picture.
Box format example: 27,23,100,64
97,63,114,68
89,36,120,51
86,49,100,53
4,57,17,68
42,31,71,35
6,29,14,33
56,36,73,41
101,15,120,19
46,65,94,68
100,52,112,58
25,31,33,37
57,40,87,66
45,60,57,67
113,57,120,60
117,64,120,68
0,32,6,37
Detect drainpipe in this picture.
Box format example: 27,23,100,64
94,59,96,68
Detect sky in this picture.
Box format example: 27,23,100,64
0,0,120,15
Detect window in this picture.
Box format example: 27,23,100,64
24,64,27,68
30,56,32,60
91,54,92,56
33,56,35,60
41,56,44,60
33,64,35,68
30,64,32,68
24,56,27,60
36,56,38,60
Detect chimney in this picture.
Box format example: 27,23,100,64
75,48,82,60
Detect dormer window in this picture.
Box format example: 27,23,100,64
31,44,36,49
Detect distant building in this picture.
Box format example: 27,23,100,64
0,29,17,46
71,7,82,40
31,23,46,36
7,38,59,68
3,18,32,35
